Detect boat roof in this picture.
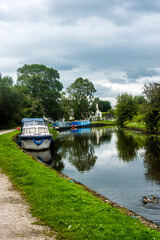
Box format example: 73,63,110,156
21,118,45,123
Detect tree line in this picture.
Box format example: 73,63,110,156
0,64,111,129
1,63,159,132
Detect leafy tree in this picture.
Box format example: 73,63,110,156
67,77,96,119
143,82,160,132
134,95,145,105
17,64,63,120
98,100,111,112
59,92,73,120
0,75,23,128
1,76,13,86
115,93,136,128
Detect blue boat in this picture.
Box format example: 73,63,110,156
54,121,71,131
70,120,91,129
19,118,53,150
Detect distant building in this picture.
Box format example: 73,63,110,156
94,104,102,118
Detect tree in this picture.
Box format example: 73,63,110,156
0,75,23,128
60,92,72,120
17,64,63,120
67,77,96,119
98,100,111,112
115,93,136,128
143,82,160,131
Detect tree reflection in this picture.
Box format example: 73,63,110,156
143,136,160,182
50,141,65,171
67,135,97,172
116,130,141,162
53,128,115,172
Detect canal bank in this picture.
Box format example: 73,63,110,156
0,130,160,239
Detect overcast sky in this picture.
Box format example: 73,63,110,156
1,0,160,106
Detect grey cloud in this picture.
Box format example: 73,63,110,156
126,69,160,81
108,78,126,84
47,0,132,25
47,0,160,26
20,57,77,71
127,0,160,13
94,84,118,98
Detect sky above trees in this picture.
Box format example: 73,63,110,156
1,0,160,106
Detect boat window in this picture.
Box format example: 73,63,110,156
38,127,48,133
25,128,36,134
23,121,45,127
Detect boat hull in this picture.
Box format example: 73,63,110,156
70,120,91,128
54,121,71,131
55,126,71,131
19,135,52,150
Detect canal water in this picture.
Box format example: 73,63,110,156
28,127,160,225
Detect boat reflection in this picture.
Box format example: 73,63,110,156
27,146,65,172
27,149,54,164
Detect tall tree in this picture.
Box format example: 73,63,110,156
143,82,160,131
98,100,111,112
67,77,96,119
0,75,23,128
115,93,136,128
17,64,63,120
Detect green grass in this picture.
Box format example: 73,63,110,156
125,122,146,130
49,127,59,139
91,120,116,124
0,131,160,239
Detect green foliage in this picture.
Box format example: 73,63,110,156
67,77,96,119
125,122,145,130
143,82,160,132
0,75,23,128
98,100,111,112
132,114,144,123
144,110,160,132
59,92,73,120
0,132,160,239
115,93,137,128
17,64,63,120
134,95,146,105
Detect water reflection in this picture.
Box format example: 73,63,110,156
55,128,98,172
143,136,160,183
27,144,65,172
26,127,160,225
27,149,54,164
27,129,160,183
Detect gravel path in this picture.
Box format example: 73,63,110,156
0,130,56,239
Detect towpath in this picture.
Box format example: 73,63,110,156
0,129,56,239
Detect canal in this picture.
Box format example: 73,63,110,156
28,127,160,225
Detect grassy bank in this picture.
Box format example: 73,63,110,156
0,131,160,239
91,120,115,125
125,122,145,130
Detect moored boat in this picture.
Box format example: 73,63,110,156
54,121,71,131
19,118,53,150
70,120,91,129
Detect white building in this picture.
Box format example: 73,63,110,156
94,104,102,118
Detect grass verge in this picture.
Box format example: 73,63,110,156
91,120,116,125
125,122,146,130
0,131,160,239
